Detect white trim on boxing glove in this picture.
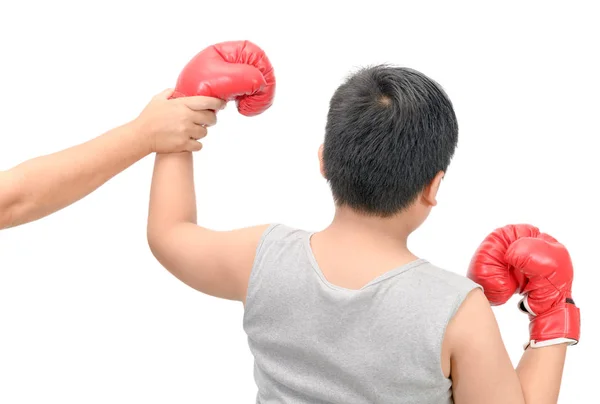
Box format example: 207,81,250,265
528,337,578,349
519,296,579,349
518,296,535,316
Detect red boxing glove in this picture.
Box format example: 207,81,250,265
467,224,537,305
506,236,580,348
172,40,275,117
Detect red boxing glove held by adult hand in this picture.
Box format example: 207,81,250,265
172,40,275,116
506,235,580,348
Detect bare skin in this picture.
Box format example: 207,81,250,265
0,89,225,229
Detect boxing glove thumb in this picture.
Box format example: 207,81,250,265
467,224,536,305
174,61,266,103
505,236,573,298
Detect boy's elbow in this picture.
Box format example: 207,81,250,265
147,224,167,259
0,207,15,229
146,211,193,258
0,171,25,229
146,222,179,263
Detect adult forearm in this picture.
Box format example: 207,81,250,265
147,152,197,235
516,344,567,404
2,122,149,228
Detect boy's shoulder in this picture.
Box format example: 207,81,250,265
258,223,308,244
408,260,482,294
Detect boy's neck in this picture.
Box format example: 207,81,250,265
310,206,420,289
326,206,414,248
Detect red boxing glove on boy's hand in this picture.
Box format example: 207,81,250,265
506,235,580,348
171,40,276,117
468,224,580,349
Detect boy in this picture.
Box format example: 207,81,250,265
147,65,571,403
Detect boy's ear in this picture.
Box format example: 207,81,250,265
422,171,445,206
318,144,326,178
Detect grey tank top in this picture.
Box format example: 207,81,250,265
243,224,479,404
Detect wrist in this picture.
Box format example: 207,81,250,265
125,118,154,156
526,303,580,348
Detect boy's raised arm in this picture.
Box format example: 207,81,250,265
146,151,269,301
453,224,580,403
449,289,569,404
146,40,276,302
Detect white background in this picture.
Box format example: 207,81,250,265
0,1,598,402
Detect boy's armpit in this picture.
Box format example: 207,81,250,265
148,223,271,302
446,289,525,404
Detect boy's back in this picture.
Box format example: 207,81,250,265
245,224,478,403
148,65,534,403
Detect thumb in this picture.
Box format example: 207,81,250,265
505,237,567,278
153,88,175,100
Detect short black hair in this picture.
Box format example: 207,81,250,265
323,65,458,216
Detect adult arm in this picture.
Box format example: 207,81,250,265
0,90,224,229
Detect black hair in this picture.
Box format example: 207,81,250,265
323,65,458,216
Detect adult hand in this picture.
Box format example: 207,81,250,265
133,89,226,153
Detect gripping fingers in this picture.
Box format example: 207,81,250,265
188,124,208,140
189,109,217,127
186,140,203,152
